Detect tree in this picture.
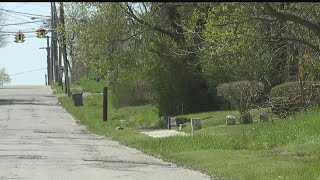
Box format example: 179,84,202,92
122,2,219,116
260,3,320,53
63,2,319,118
0,67,11,86
201,3,271,84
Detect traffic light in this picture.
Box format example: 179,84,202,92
14,33,19,43
14,32,25,43
36,28,46,38
36,29,40,38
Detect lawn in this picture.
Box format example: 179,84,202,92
52,80,320,180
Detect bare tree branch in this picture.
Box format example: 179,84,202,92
263,37,320,52
263,3,320,37
123,3,177,42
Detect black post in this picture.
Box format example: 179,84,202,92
103,87,108,121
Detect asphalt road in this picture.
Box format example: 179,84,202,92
0,85,212,180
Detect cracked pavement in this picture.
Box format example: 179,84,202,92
0,85,212,180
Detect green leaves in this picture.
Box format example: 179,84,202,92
201,3,270,85
0,67,10,85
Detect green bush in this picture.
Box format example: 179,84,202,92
112,79,154,108
270,81,320,117
217,80,264,124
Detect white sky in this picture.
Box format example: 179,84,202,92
0,2,51,85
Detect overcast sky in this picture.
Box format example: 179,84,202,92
0,2,51,85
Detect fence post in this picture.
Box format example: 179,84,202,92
103,87,108,121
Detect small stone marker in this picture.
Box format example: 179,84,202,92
191,118,201,131
226,115,236,125
259,113,269,122
169,117,176,126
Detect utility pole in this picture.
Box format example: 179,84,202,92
58,44,62,86
50,2,55,83
54,2,62,87
51,2,59,83
59,2,71,97
46,36,51,85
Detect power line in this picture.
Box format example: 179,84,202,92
9,68,47,76
2,10,48,26
4,13,30,22
4,15,45,28
0,20,48,27
25,3,51,7
9,3,28,11
0,8,50,18
0,30,37,34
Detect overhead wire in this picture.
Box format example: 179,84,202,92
0,30,38,34
0,20,48,27
6,14,45,25
9,68,47,76
8,3,28,11
0,3,52,36
0,8,50,18
23,3,51,7
4,13,30,22
2,9,48,26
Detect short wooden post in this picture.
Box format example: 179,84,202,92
103,87,108,121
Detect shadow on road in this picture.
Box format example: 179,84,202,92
0,99,57,106
0,86,43,90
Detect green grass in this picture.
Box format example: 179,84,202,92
51,82,65,94
51,79,106,95
73,78,106,93
53,80,320,180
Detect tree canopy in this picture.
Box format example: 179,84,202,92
62,2,320,117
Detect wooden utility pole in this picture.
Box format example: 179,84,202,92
59,2,71,97
51,2,58,83
58,45,62,86
54,2,62,87
46,36,51,85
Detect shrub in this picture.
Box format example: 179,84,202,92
112,79,154,108
217,80,264,124
270,81,320,117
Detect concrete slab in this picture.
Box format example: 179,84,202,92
140,129,189,138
